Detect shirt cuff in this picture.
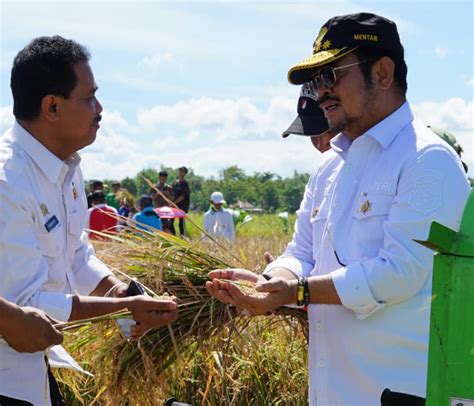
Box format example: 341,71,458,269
37,292,74,322
331,263,385,319
264,256,313,278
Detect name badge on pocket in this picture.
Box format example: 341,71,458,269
44,215,59,232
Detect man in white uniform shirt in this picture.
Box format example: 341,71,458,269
0,36,177,405
206,13,471,405
203,192,236,241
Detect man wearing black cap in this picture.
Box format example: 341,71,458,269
282,82,337,153
207,12,470,405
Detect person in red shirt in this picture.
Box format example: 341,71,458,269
87,191,119,240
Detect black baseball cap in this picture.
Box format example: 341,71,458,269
282,83,329,138
288,12,404,85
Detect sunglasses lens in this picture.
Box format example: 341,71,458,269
308,79,319,96
320,67,336,88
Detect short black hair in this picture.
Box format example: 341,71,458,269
352,46,408,96
91,180,104,190
139,195,153,208
159,171,168,177
11,35,90,121
178,166,188,174
91,191,106,204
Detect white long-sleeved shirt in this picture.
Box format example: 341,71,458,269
0,122,112,405
265,102,471,406
203,208,236,241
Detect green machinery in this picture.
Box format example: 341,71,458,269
417,188,474,405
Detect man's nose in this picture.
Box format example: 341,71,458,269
95,98,103,114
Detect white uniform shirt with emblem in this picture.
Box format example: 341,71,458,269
265,102,471,406
0,122,112,405
203,208,236,241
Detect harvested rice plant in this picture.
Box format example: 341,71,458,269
57,214,309,405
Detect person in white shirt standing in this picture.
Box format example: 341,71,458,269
206,13,471,405
203,192,236,241
0,36,178,405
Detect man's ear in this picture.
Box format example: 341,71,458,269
41,95,61,122
372,56,395,90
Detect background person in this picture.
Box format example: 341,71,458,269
87,179,104,208
133,195,163,232
172,166,190,237
207,12,470,405
106,181,121,210
0,35,177,405
282,82,338,153
150,170,174,233
87,190,119,240
203,191,236,241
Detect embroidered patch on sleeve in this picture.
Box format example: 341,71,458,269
409,170,443,215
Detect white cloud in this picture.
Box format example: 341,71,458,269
138,95,294,141
138,52,180,72
0,106,14,134
107,72,191,95
466,78,474,87
435,47,448,58
413,98,473,174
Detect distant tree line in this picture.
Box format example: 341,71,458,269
91,165,310,213
89,166,474,213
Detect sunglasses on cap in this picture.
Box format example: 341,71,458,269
308,59,374,95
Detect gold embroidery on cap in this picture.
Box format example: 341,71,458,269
354,34,378,42
313,27,328,53
322,40,332,50
40,203,50,216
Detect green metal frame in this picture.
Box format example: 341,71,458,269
416,189,474,405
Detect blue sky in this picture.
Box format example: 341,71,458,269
1,0,472,179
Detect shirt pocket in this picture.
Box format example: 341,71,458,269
310,200,330,262
69,211,84,248
349,193,393,259
38,225,64,258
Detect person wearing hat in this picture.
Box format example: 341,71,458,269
202,191,236,241
282,82,338,153
428,125,468,172
206,12,470,405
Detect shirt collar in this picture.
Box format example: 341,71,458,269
330,101,413,153
142,206,155,212
365,101,413,149
11,121,81,183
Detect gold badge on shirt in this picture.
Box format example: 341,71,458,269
312,207,319,218
72,186,78,200
359,199,371,214
40,203,50,216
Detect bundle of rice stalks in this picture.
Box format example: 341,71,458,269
58,222,307,403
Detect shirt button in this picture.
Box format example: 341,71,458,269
347,163,353,171
318,360,325,368
316,321,322,330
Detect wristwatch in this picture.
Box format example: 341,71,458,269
296,277,310,307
